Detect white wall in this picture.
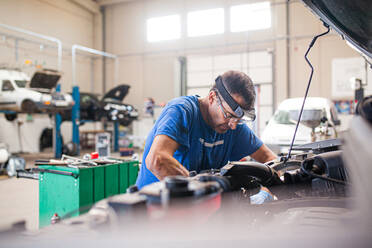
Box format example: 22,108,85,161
0,0,363,110
0,0,364,149
102,0,362,116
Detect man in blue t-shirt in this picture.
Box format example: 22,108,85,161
136,71,277,189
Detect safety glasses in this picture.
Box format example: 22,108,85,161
214,76,256,123
215,91,256,124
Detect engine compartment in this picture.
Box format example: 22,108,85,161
51,140,349,231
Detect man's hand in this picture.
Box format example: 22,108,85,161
145,134,189,180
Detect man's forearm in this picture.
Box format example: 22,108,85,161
251,144,277,163
147,152,189,180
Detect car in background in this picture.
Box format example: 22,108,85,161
61,84,138,126
0,68,74,121
261,97,340,153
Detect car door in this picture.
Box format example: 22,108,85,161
0,80,18,111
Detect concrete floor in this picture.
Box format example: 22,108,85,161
0,150,133,231
0,152,51,231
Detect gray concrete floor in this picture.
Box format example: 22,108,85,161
0,152,51,231
0,150,132,231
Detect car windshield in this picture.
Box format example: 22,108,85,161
272,110,295,125
15,80,27,88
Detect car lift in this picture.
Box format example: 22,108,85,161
0,23,64,158
0,24,121,157
71,44,119,155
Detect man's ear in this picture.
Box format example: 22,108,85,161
208,90,215,105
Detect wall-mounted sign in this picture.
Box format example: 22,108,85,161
331,57,370,99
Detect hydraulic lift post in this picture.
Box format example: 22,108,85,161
114,121,119,152
71,44,118,155
71,86,80,155
54,84,63,158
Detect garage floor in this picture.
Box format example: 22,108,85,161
0,152,50,231
0,150,131,231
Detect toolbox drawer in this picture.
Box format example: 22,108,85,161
38,160,139,228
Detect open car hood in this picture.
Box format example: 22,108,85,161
301,0,372,59
102,84,130,102
30,69,61,89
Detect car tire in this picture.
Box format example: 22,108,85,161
5,113,18,121
21,99,37,113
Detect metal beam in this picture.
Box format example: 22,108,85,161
71,44,117,87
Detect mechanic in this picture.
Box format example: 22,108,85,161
136,70,277,189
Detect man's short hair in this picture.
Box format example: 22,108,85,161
212,71,255,110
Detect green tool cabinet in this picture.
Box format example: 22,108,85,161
38,160,139,228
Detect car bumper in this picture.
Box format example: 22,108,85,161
35,101,74,112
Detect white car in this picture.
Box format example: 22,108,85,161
261,97,340,153
0,68,74,120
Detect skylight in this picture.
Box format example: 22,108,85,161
230,2,271,32
147,15,181,42
187,8,224,37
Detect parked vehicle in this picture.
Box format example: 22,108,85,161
61,85,138,126
0,68,74,121
261,97,340,153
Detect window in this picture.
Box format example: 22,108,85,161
15,80,27,88
230,2,271,32
187,8,224,37
2,80,14,91
147,15,181,42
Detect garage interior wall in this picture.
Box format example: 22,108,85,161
0,0,103,152
104,0,361,114
0,0,366,152
0,0,103,92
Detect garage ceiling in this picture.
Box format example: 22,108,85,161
95,0,142,6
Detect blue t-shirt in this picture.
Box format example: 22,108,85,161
135,96,263,189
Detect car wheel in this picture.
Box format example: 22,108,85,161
5,113,18,121
21,99,37,113
39,128,53,152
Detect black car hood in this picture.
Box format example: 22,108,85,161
30,69,61,89
102,85,130,102
301,0,372,59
